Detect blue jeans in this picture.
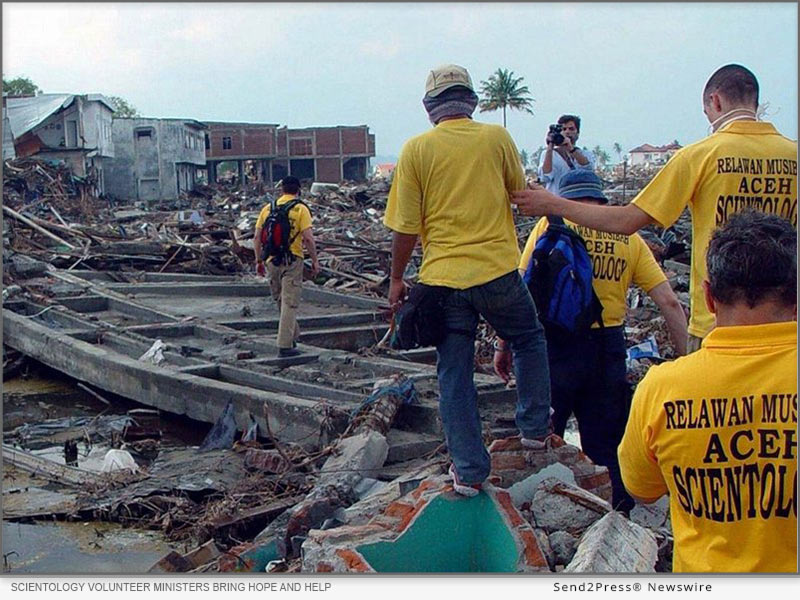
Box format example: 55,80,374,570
436,270,551,484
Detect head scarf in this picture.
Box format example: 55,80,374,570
422,86,479,125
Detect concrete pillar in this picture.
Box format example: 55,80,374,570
238,160,245,184
208,161,218,184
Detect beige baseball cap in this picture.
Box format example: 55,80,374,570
424,64,474,97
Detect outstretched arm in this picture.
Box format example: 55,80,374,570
648,281,688,356
511,186,654,235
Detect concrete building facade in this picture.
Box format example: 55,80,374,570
5,93,115,193
204,122,375,184
103,118,207,201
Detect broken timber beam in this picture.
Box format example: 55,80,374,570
3,205,78,249
2,444,103,487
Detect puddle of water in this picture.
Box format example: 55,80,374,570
2,521,177,574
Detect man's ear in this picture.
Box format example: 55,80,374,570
703,280,716,314
708,91,723,113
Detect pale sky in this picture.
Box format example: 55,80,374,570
3,2,797,161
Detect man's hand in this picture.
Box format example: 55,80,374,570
256,261,266,277
493,347,513,383
559,135,574,152
388,277,408,314
311,258,320,277
511,184,561,217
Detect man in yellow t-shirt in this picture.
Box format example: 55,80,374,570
384,64,551,497
501,169,687,513
619,211,797,572
510,64,797,349
254,176,320,357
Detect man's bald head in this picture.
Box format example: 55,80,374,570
703,64,759,110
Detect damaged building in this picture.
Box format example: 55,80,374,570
3,93,115,194
204,122,375,185
103,118,207,202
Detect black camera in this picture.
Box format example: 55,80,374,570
547,123,564,146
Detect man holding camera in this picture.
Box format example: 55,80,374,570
539,114,595,194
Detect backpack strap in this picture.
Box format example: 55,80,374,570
280,198,309,263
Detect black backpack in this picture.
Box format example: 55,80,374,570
522,216,604,337
260,197,306,265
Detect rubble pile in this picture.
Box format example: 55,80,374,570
3,157,102,221
3,161,399,294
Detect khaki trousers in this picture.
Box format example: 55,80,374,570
267,257,303,348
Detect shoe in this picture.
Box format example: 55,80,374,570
521,408,555,449
521,434,554,450
448,464,482,497
277,347,302,358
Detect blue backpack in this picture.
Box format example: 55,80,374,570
523,216,604,336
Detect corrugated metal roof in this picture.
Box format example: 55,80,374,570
6,94,74,138
5,93,116,139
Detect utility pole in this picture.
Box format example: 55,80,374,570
622,157,628,203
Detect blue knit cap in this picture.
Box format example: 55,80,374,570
559,169,608,204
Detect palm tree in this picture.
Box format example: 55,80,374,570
531,145,545,170
519,149,529,169
613,142,623,164
478,68,535,128
592,145,611,170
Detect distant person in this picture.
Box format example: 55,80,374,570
538,114,595,194
512,64,797,350
618,211,797,572
254,176,320,357
495,169,687,513
384,64,552,496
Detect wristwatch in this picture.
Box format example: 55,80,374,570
493,339,510,352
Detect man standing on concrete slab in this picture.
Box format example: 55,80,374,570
384,64,552,497
254,176,320,357
511,64,797,351
497,169,687,514
618,211,797,572
538,114,595,194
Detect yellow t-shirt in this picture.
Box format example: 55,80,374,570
618,321,798,573
519,217,667,327
631,121,797,338
383,118,525,289
255,194,312,259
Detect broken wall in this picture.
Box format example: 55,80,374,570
104,119,206,201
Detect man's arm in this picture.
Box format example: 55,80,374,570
389,231,418,309
253,226,265,276
541,145,555,175
648,281,688,356
511,186,654,235
301,227,320,276
572,146,590,167
254,226,262,262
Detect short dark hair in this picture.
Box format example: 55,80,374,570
281,176,301,195
707,211,796,308
703,64,759,109
558,114,581,132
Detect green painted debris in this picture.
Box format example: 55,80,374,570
357,493,518,572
